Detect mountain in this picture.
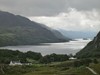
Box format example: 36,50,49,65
0,11,68,46
51,30,71,41
76,31,100,58
58,29,97,39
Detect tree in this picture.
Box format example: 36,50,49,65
80,59,92,66
93,59,99,64
25,51,42,60
73,60,81,67
39,53,69,64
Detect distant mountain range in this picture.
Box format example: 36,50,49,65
58,29,97,39
0,11,69,46
76,31,100,58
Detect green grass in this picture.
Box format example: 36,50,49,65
23,66,94,75
90,63,100,74
23,61,96,75
1,62,100,75
66,66,94,75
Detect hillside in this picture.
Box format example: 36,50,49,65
0,11,68,46
76,31,100,58
51,30,71,41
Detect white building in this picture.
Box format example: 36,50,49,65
9,61,22,66
9,60,32,66
69,57,77,60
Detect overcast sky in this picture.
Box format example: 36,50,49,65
0,0,100,31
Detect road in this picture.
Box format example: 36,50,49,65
86,67,98,75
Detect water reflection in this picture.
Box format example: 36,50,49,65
0,39,91,56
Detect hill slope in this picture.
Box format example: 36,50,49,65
0,11,68,46
76,31,100,58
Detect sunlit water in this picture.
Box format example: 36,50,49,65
0,39,91,56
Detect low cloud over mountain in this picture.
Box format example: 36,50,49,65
29,8,100,32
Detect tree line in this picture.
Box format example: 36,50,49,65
0,49,69,64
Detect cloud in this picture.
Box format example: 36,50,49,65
0,0,100,31
29,8,100,31
0,0,100,16
0,0,66,16
64,0,100,11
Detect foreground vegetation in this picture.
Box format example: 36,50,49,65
0,49,100,75
0,49,69,64
0,61,100,75
0,49,42,64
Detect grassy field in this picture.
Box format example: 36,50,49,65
0,61,100,75
90,63,100,74
24,66,94,75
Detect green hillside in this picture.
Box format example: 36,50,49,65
76,31,100,58
0,11,68,46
